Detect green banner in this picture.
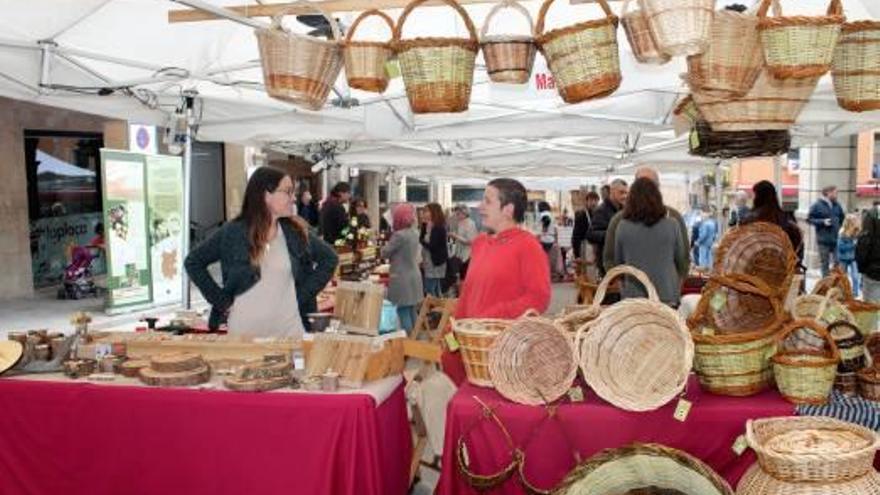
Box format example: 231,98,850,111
145,155,184,305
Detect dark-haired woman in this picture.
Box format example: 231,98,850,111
612,177,688,307
420,203,448,297
742,180,804,267
185,167,338,337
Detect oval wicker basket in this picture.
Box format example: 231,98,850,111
479,0,536,84
832,21,880,112
392,0,479,114
737,462,880,495
342,10,396,93
689,273,787,337
534,0,621,104
555,443,734,495
452,318,513,387
488,317,577,405
848,299,880,336
772,319,840,405
756,0,845,80
715,222,798,297
579,265,693,412
689,121,792,159
827,320,866,373
637,0,714,57
745,416,880,483
686,7,764,98
254,1,344,111
621,0,671,65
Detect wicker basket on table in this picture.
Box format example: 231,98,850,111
578,265,694,412
738,464,880,494
714,221,798,299
688,120,791,159
858,366,880,402
790,291,857,349
812,268,880,335
452,318,513,387
686,6,764,98
342,10,396,93
636,0,715,57
534,0,621,104
392,0,479,113
554,266,632,335
772,319,840,405
827,320,866,373
620,0,670,65
812,265,854,301
756,0,845,80
254,1,343,110
832,21,880,112
479,0,536,84
687,274,787,396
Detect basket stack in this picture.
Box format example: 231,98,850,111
342,10,396,93
832,21,880,112
535,0,621,104
756,0,845,80
739,416,880,495
452,318,513,387
621,0,670,65
637,0,715,57
686,7,764,98
772,319,839,405
479,0,536,84
715,222,798,299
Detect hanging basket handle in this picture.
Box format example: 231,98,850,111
480,0,534,39
591,265,660,309
535,0,616,37
393,0,479,44
776,318,841,361
756,0,842,18
267,0,342,41
345,9,396,43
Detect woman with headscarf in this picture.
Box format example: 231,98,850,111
381,203,423,331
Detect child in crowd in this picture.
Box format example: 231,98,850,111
837,213,861,297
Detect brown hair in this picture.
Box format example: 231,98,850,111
237,167,307,267
622,177,666,226
487,178,527,223
425,202,446,227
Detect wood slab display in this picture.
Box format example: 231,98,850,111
139,365,210,387
117,359,150,378
305,333,404,387
239,360,291,380
92,332,299,364
223,375,290,392
150,352,204,373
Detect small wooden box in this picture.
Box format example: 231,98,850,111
304,333,404,387
333,281,385,336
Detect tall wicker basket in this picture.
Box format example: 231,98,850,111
637,0,715,57
534,0,621,104
342,10,396,93
621,0,671,65
452,318,512,387
756,0,845,80
479,0,536,84
686,7,764,98
772,319,840,405
254,2,344,111
392,0,479,114
832,21,880,112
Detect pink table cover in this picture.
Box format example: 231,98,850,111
0,378,411,495
438,377,795,495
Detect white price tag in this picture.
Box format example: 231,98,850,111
673,398,692,422
732,434,748,456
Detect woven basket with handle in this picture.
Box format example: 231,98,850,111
578,265,693,412
827,320,866,373
480,0,536,84
342,10,395,93
791,291,856,345
772,319,840,405
832,21,880,112
621,0,670,65
392,0,478,114
452,318,512,387
254,1,343,110
756,0,845,80
637,0,715,57
714,221,798,298
813,268,880,335
534,0,621,104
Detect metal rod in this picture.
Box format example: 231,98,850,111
182,115,194,310
60,46,166,72
169,0,271,29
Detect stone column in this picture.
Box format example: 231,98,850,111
359,170,381,230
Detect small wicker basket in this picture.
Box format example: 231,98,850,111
621,0,670,65
791,292,857,349
479,0,536,84
452,318,513,387
689,121,791,159
637,0,715,57
827,320,866,373
858,366,880,402
686,7,764,98
756,0,845,80
342,10,396,93
772,319,840,405
832,21,880,112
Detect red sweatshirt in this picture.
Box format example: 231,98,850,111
442,227,551,384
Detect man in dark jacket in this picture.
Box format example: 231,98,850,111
571,191,600,260
586,179,627,276
807,185,845,277
319,182,351,245
857,205,880,303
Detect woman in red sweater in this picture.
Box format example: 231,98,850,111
442,178,552,385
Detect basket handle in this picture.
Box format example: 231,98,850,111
345,9,396,43
268,0,342,41
519,309,541,318
592,265,660,308
480,0,534,39
535,0,616,37
393,0,479,43
776,318,841,361
756,0,841,18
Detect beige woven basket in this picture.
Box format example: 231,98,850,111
772,319,839,405
812,265,854,301
392,0,479,114
686,7,764,98
637,0,714,57
479,0,536,84
791,291,856,349
756,0,845,80
832,21,880,112
342,10,395,93
689,273,787,337
621,0,671,65
254,1,343,111
488,317,577,405
578,265,693,412
813,268,880,335
714,221,798,298
738,462,880,495
745,416,880,483
452,318,513,387
534,0,621,104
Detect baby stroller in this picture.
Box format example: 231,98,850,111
57,246,100,300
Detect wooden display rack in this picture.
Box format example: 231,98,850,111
411,296,456,343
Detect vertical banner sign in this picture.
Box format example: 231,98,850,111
145,155,184,305
100,150,152,309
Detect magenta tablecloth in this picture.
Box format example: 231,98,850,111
438,377,795,495
0,378,410,495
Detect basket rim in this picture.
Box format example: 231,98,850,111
535,16,619,47
746,416,880,461
392,37,479,52
842,20,880,32
757,15,845,29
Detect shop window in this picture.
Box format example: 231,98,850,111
451,186,484,203
406,178,429,203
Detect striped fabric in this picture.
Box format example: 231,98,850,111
797,391,880,431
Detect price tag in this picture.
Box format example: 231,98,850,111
384,59,401,79
689,129,700,150
673,398,692,422
568,387,585,403
732,434,749,456
710,292,727,312
444,333,460,352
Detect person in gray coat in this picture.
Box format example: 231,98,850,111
381,203,424,331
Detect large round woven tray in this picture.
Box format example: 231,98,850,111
714,222,797,298
555,443,733,495
746,416,880,483
579,265,693,412
737,462,880,495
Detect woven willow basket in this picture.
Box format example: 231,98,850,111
621,0,671,65
832,21,880,112
342,10,395,93
791,292,856,349
756,0,845,80
637,0,714,57
715,221,797,298
556,443,734,495
746,416,880,483
689,273,787,336
858,366,880,402
534,0,621,104
479,0,536,84
848,299,880,336
812,268,880,335
812,265,854,301
254,1,343,111
452,318,513,387
737,462,880,495
392,0,479,114
578,265,693,412
772,319,840,405
827,320,866,373
686,7,764,98
689,121,791,159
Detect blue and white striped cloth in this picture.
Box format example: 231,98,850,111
797,391,880,431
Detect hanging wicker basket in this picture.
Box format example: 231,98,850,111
689,120,791,159
832,21,880,112
534,0,621,104
772,319,840,405
452,318,513,387
621,0,671,65
479,0,537,84
636,0,714,57
342,10,396,93
578,265,693,412
392,0,479,114
686,7,764,98
756,0,845,80
714,221,798,298
254,1,344,111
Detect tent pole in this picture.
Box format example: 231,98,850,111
182,118,193,310
715,161,724,229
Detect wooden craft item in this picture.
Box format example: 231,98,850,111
139,365,211,387
93,332,299,365
149,352,204,373
63,359,96,379
333,281,385,335
238,360,291,380
117,359,151,378
305,333,404,387
223,375,290,392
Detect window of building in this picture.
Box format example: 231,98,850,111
406,178,429,203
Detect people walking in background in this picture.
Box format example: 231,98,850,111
572,191,600,262
537,201,559,281
729,191,750,227
586,179,628,277
696,207,718,268
858,203,880,304
808,185,846,277
319,182,351,244
297,190,319,228
449,205,478,281
838,213,861,297
381,203,423,331
420,203,448,297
